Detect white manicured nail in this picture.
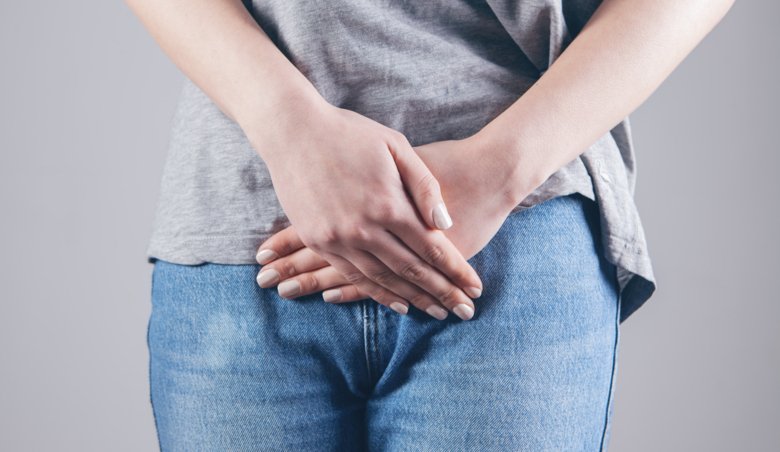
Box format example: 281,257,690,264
453,304,474,320
425,304,448,321
256,269,280,287
464,286,482,298
322,288,342,302
432,202,453,230
278,280,301,298
256,249,278,265
389,302,409,315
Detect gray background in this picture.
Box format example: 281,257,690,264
0,0,777,450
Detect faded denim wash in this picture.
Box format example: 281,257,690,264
147,193,621,451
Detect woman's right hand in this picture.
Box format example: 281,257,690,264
248,97,483,318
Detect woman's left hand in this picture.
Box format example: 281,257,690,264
254,132,545,308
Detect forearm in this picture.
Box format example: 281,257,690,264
477,0,736,203
124,0,326,158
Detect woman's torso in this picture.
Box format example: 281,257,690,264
146,0,656,322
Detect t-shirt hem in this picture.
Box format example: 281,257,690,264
605,235,657,324
146,233,274,266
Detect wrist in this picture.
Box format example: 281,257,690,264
239,82,332,163
470,125,555,209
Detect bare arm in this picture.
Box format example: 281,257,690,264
247,0,737,306
125,0,485,319
125,0,319,140
477,0,737,202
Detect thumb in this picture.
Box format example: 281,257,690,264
386,133,453,230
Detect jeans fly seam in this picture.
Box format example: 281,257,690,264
361,300,373,385
372,301,379,388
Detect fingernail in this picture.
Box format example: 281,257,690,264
389,302,409,315
256,249,278,265
464,286,482,298
256,269,280,287
278,280,301,298
425,304,449,321
322,288,342,302
432,202,453,230
453,304,474,320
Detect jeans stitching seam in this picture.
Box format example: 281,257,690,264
599,288,621,451
372,301,379,389
148,264,164,451
362,300,373,386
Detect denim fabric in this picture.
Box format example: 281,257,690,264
147,193,621,451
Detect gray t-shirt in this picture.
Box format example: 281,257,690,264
146,0,656,322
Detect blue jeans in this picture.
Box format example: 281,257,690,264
147,193,621,451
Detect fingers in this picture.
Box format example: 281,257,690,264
317,251,412,316
255,226,305,264
360,230,474,320
323,284,369,303
251,165,478,321
388,216,483,300
260,261,368,304
255,242,371,302
386,133,453,231
256,247,331,289
255,231,471,320
348,248,456,320
276,265,349,299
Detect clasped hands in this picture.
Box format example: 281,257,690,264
249,98,543,321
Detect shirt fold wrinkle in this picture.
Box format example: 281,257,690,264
146,0,656,322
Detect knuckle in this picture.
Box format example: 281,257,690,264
279,259,297,277
276,237,296,257
302,272,320,291
306,241,323,254
322,228,341,245
399,261,426,282
343,223,372,245
437,288,460,308
370,268,396,286
386,201,411,226
380,201,410,228
368,199,399,223
368,288,386,303
414,171,440,198
407,292,431,309
307,228,339,249
387,130,407,150
344,271,365,285
391,130,407,142
453,267,472,286
422,242,446,265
